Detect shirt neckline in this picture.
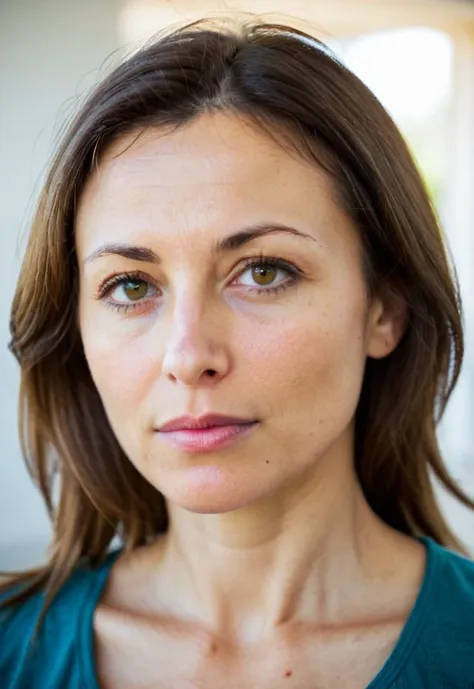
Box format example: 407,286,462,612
79,537,438,689
80,549,123,689
365,535,438,688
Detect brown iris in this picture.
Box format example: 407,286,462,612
252,264,277,286
123,279,149,301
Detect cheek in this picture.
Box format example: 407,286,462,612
248,297,368,439
80,311,155,420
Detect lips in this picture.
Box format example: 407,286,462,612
157,418,258,453
158,413,256,433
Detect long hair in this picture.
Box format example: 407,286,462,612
3,16,473,610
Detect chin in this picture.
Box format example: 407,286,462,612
181,500,243,515
171,488,257,515
161,466,267,515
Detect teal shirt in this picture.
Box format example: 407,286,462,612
1,537,474,688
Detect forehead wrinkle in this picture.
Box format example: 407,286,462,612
76,113,355,269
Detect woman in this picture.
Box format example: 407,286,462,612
1,16,474,688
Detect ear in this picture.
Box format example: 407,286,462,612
365,290,408,360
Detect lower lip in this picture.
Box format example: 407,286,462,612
157,423,258,453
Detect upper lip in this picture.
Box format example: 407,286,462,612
158,413,256,432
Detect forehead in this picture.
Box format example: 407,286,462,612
101,114,290,184
76,112,352,253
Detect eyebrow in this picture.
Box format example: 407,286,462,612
82,223,317,266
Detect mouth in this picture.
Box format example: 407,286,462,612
157,421,258,453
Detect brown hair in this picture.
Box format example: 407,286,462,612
2,16,473,611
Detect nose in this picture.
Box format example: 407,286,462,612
161,296,231,388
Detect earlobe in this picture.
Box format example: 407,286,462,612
366,293,408,360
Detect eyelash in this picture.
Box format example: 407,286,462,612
96,254,302,313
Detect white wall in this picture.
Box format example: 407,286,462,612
0,0,122,569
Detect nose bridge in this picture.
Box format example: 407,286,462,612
169,277,210,340
161,279,228,386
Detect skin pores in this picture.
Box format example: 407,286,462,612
76,112,401,516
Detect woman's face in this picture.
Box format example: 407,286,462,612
77,112,401,514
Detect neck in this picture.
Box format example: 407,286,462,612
148,444,412,645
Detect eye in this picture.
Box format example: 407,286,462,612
111,278,155,303
97,271,159,311
235,257,301,295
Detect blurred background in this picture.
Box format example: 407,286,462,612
1,0,473,569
